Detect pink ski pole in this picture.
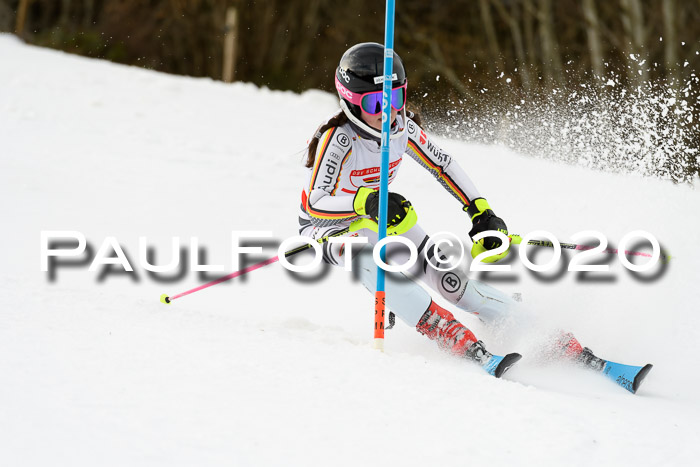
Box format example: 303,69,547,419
160,227,350,304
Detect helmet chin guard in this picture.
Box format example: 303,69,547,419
339,99,406,142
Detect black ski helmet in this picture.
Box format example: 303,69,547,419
335,42,407,123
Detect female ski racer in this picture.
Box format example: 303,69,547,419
298,43,652,386
299,42,521,376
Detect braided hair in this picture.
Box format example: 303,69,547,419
305,107,423,169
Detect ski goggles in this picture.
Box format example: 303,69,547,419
335,75,407,116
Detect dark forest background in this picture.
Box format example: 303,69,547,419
2,0,699,180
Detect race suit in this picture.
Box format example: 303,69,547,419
298,113,516,327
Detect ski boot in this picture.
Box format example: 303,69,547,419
556,332,653,394
417,300,521,378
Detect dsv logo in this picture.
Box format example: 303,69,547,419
339,67,351,83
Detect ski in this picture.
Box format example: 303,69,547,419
603,361,654,394
556,333,653,393
577,347,653,394
464,340,522,378
482,352,522,378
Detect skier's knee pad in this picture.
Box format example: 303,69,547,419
351,250,431,327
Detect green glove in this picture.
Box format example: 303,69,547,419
465,198,509,250
354,187,411,227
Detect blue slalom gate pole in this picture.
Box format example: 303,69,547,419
374,0,396,351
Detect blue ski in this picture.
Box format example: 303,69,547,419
602,360,654,394
482,352,522,378
577,347,653,394
464,341,521,378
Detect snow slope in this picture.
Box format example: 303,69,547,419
2,34,700,466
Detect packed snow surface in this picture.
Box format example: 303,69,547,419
2,35,700,466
